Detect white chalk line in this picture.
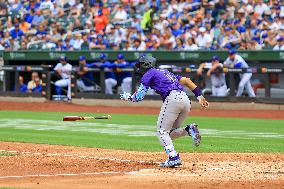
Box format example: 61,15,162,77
0,149,160,164
0,172,122,179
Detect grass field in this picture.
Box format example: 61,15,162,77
0,110,283,153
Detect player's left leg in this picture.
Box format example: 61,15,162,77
157,91,184,167
236,74,247,97
216,85,228,97
244,76,256,97
121,77,132,93
169,93,201,147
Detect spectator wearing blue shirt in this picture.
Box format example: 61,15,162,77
168,5,180,19
114,54,133,93
18,76,28,92
32,10,45,25
31,77,42,93
76,56,98,92
97,53,117,94
171,23,183,37
89,34,108,50
10,24,24,39
234,20,246,34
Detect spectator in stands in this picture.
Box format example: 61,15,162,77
18,76,28,93
76,56,97,92
196,27,212,50
273,36,284,50
94,9,109,33
32,10,45,25
89,34,107,50
72,33,83,50
1,0,284,51
31,78,43,93
185,37,198,50
112,5,128,23
128,38,145,51
10,24,24,39
114,54,132,93
27,72,42,92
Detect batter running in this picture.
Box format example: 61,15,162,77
120,55,209,168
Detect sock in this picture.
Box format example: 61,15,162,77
164,145,178,158
185,125,190,133
56,86,62,95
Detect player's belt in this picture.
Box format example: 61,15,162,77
214,83,225,88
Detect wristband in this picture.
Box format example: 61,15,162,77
192,87,202,97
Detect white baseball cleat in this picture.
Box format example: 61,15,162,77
160,154,182,168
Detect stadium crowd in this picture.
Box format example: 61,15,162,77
0,0,284,51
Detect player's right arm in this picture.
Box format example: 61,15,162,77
179,77,209,108
207,63,222,76
54,63,62,76
197,63,206,76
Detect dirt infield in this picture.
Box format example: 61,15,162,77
0,142,283,189
0,101,284,189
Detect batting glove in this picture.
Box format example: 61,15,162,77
120,92,132,101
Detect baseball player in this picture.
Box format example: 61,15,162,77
98,53,117,94
120,55,209,168
197,56,227,96
224,50,256,97
115,54,133,93
54,56,72,100
76,56,97,92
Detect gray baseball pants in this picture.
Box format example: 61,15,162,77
156,90,191,150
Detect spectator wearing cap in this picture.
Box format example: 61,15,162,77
76,56,98,92
89,34,107,50
171,23,183,37
114,53,133,93
94,9,109,33
97,53,117,94
196,27,212,50
273,36,284,50
248,37,262,50
53,56,73,101
10,24,24,39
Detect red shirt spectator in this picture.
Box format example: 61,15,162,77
94,9,108,33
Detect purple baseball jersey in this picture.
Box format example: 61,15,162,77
141,68,184,101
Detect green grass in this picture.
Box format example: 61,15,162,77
0,151,16,157
0,110,283,153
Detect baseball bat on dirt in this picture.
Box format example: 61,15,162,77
63,115,112,121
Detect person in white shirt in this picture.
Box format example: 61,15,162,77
128,38,145,51
113,5,128,22
197,56,227,96
273,36,284,50
40,0,54,11
72,33,84,50
54,56,72,100
224,50,256,97
184,37,198,50
196,27,212,49
254,0,270,16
